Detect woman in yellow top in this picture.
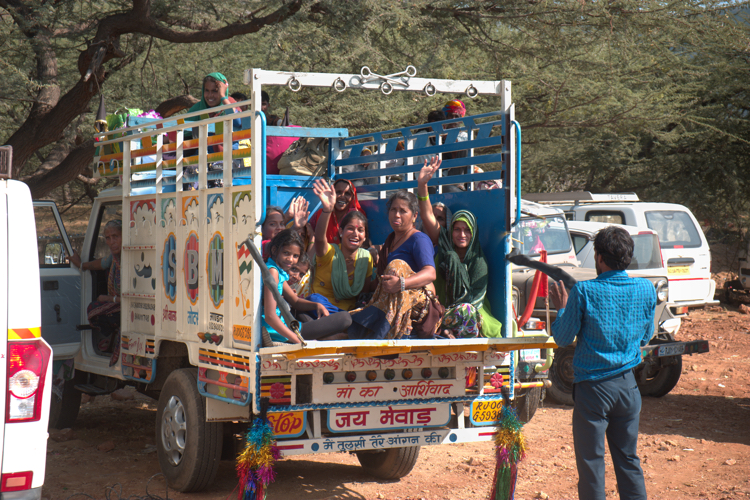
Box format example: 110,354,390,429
306,179,376,315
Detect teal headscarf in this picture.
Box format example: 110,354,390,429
186,72,231,119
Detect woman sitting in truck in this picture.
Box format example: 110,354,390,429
309,179,366,246
417,157,502,338
69,219,123,365
347,190,439,340
304,179,376,315
262,229,352,344
185,72,241,154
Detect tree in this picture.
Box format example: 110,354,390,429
0,0,303,198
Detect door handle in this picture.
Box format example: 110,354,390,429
54,304,62,323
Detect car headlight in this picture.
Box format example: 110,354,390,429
655,279,668,303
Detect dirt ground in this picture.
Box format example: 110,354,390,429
42,304,749,500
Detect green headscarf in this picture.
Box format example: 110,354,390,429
329,244,371,300
186,72,231,119
435,210,488,308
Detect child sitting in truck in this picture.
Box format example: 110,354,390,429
262,229,352,344
304,179,376,316
261,206,285,261
288,252,312,297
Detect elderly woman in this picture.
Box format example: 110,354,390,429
347,190,439,340
70,220,123,365
417,157,502,338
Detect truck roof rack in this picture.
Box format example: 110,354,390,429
523,191,639,204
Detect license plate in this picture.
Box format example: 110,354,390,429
470,399,505,426
658,344,685,357
668,266,690,275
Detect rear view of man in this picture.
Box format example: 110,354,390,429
550,226,655,500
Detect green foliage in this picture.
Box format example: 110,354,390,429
0,0,748,232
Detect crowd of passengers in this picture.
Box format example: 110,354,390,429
258,155,503,346
167,72,505,345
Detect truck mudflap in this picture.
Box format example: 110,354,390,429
641,339,709,359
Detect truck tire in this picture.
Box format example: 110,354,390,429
511,386,542,423
48,376,82,430
546,346,575,406
636,356,682,398
356,446,420,480
156,368,223,492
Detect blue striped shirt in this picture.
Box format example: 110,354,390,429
552,270,655,383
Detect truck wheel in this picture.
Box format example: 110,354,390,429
48,376,82,430
511,386,542,423
636,356,682,398
546,346,575,406
156,368,223,492
356,446,420,480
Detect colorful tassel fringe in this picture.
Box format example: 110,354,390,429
489,390,527,500
236,399,281,500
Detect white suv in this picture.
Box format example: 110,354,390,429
0,160,53,500
524,192,718,310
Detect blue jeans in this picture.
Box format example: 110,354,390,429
572,370,647,500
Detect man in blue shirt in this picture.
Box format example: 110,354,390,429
550,226,655,500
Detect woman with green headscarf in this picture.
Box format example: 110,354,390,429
185,72,242,154
416,157,503,338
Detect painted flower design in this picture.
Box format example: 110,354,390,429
490,372,504,389
270,382,286,399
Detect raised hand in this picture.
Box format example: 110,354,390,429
417,156,441,187
293,196,310,229
312,179,336,214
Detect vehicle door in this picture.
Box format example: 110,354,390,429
643,209,713,305
34,201,82,358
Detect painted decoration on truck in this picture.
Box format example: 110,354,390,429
235,242,252,318
261,375,292,404
182,195,199,227
268,411,306,438
207,232,224,308
160,197,177,227
315,379,462,404
327,404,451,433
132,249,155,291
161,233,177,303
207,193,223,225
184,231,199,305
232,191,253,223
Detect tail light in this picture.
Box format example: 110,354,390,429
6,339,51,423
1,471,33,492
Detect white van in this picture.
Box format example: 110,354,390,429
0,146,53,500
524,192,718,310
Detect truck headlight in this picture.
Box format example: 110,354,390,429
655,279,668,303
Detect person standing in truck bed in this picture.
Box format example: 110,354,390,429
550,226,655,500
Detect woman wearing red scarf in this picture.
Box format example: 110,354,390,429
310,179,366,245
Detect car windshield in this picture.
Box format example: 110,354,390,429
645,211,702,249
628,234,663,270
513,215,572,255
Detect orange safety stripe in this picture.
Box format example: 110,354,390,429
8,327,41,340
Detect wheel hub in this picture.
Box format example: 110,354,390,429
161,395,187,466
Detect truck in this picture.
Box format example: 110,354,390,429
39,68,557,492
510,198,709,405
0,146,53,500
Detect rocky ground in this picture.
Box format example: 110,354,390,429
43,305,749,500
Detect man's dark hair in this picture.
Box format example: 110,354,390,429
261,90,270,104
230,92,247,102
594,226,634,271
427,110,446,123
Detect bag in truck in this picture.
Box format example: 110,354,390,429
277,137,328,176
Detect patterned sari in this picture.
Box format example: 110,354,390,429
87,256,121,365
